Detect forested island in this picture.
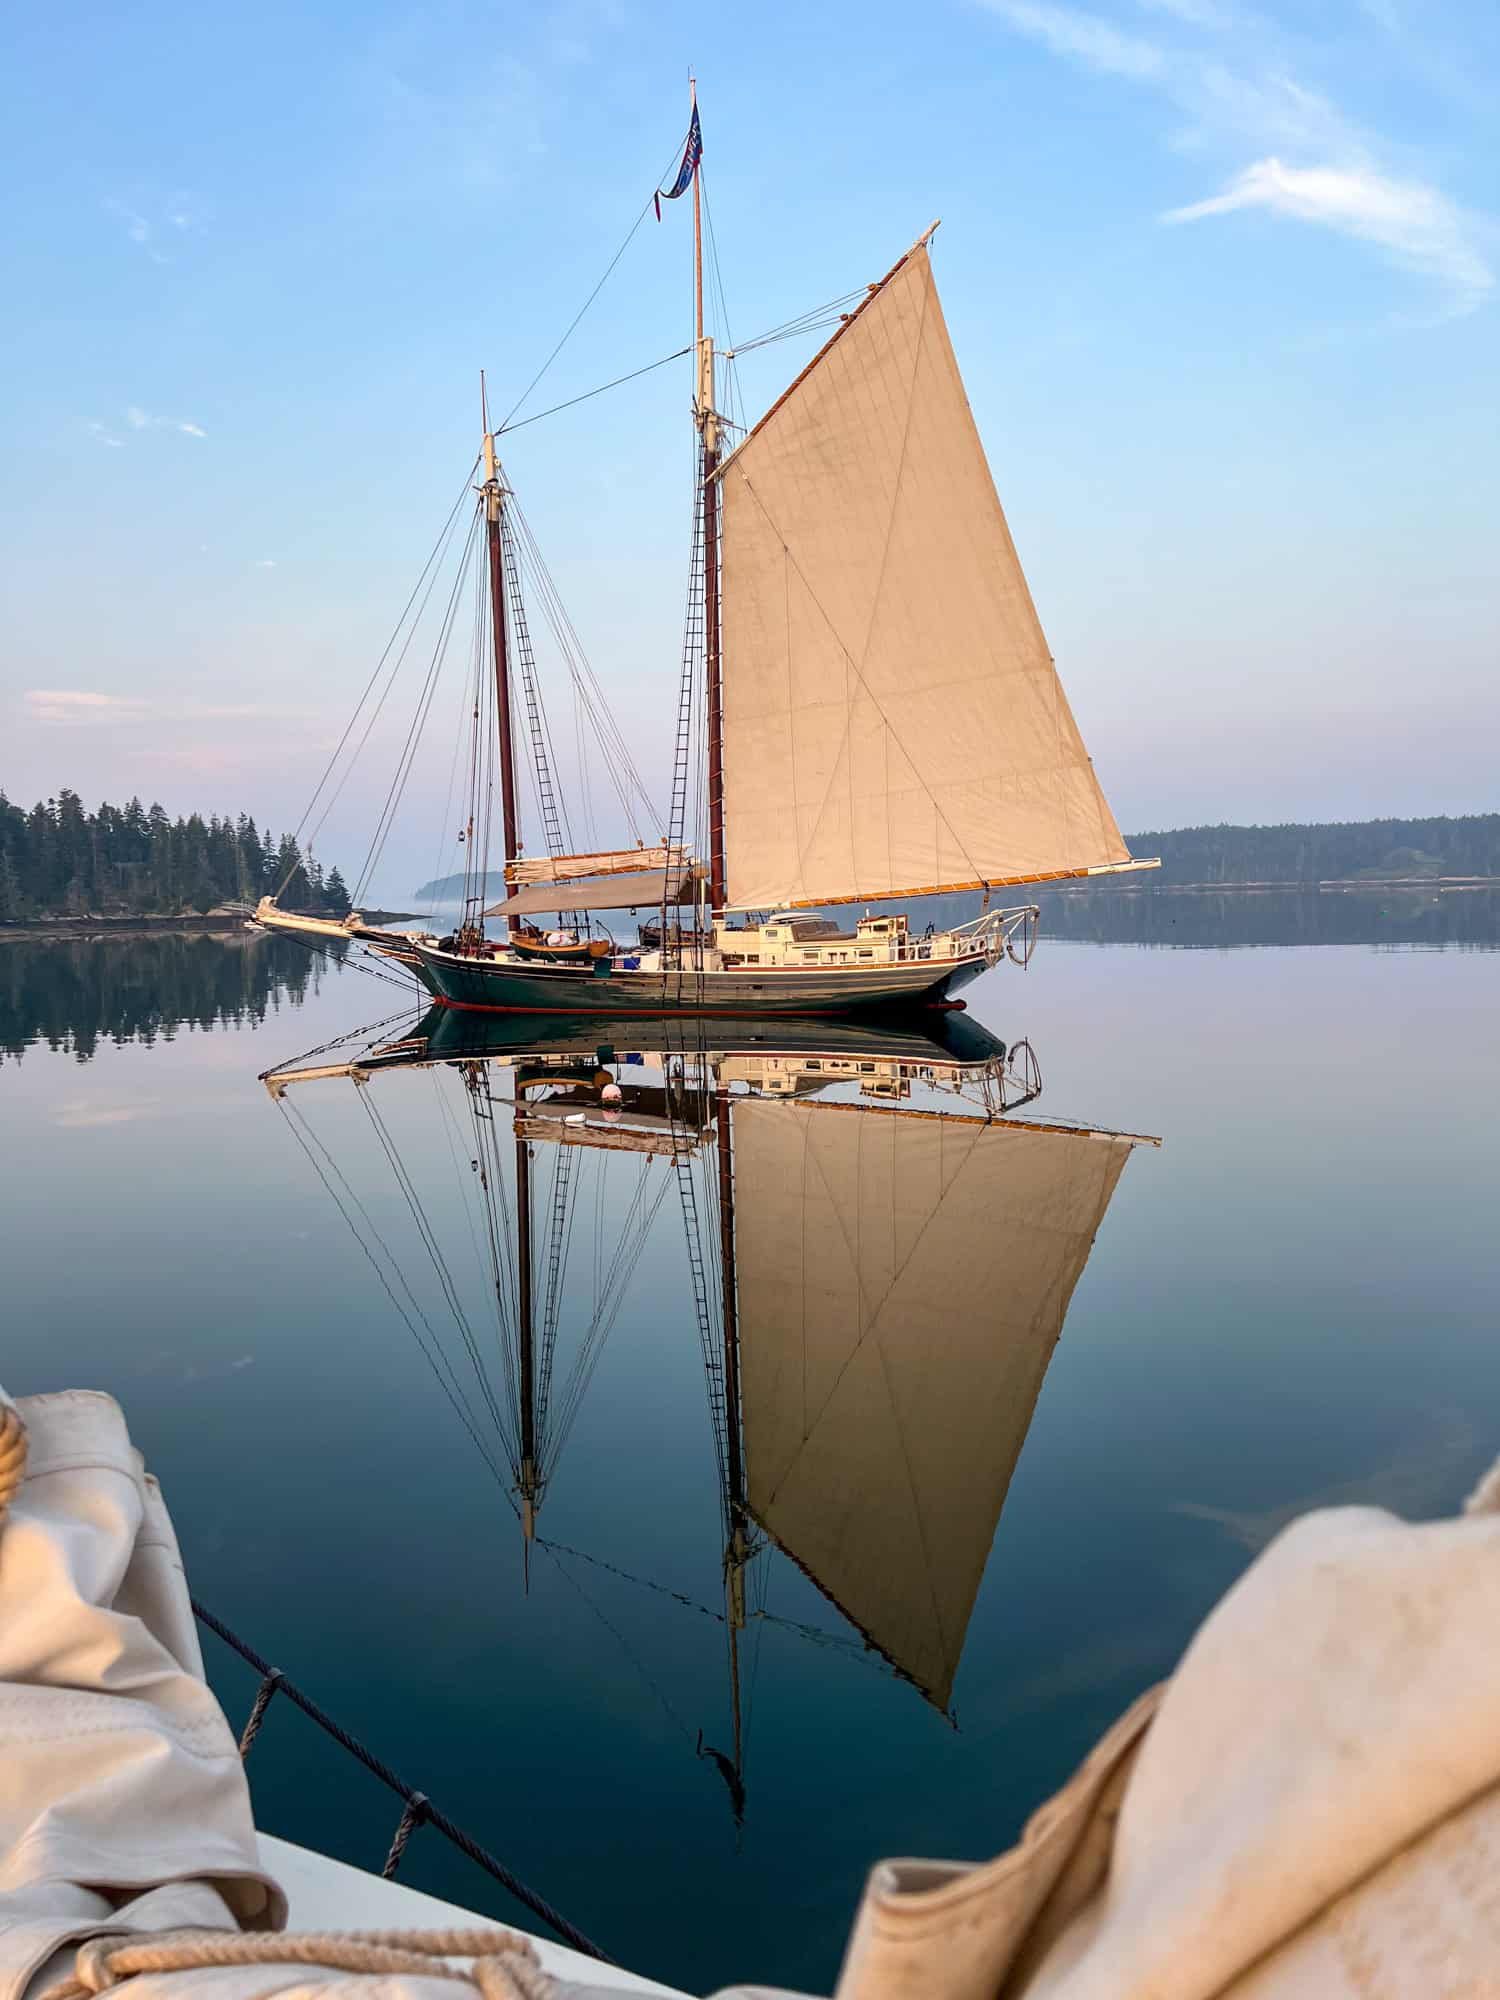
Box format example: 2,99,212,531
0,790,352,921
1109,814,1500,887
414,814,1500,904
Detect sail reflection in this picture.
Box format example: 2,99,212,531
735,1097,1140,1710
265,1006,1155,1810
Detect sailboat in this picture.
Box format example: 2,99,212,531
254,90,1153,1016
264,1004,1156,1810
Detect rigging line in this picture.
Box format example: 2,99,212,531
535,1536,725,1624
356,503,483,906
260,1004,419,1079
290,457,480,866
727,297,867,354
502,509,572,861
511,499,646,809
508,504,661,834
260,924,418,994
533,1145,575,1449
359,1090,508,1439
538,1539,703,1750
465,1077,522,1431
425,641,478,924
362,501,483,906
546,1162,672,1465
431,1070,499,1327
699,171,745,440
497,347,693,437
276,1099,509,1490
497,128,688,432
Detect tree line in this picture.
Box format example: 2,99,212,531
1123,814,1500,886
0,791,352,920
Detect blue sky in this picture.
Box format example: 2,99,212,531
2,0,1496,895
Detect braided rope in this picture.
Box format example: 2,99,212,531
0,1405,25,1525
39,1924,558,2000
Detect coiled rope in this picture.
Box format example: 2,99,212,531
37,1925,558,2000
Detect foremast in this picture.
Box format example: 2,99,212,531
481,377,523,939
691,79,727,917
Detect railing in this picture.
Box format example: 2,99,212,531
193,1600,610,1965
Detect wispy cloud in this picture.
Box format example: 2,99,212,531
23,690,307,728
253,558,277,569
979,0,1494,318
985,0,1163,76
1164,157,1493,309
103,192,207,264
119,404,209,440
24,690,146,726
104,198,170,265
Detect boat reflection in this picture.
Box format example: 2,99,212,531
264,1007,1157,1820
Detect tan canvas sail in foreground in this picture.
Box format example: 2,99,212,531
732,1100,1139,1707
716,238,1131,912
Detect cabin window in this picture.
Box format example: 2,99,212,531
858,949,874,959
806,1060,821,1071
859,1062,876,1073
803,952,819,962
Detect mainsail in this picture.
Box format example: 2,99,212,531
732,1099,1138,1707
716,238,1131,911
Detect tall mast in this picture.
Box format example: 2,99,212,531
481,372,522,936
692,79,726,916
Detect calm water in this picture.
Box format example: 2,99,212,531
2,912,1497,1996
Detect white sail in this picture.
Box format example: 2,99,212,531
733,1100,1139,1707
716,240,1131,911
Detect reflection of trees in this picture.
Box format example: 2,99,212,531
0,933,344,1065
1036,887,1500,950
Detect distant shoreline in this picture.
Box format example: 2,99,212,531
1046,875,1500,896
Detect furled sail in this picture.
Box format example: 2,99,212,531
716,239,1133,911
484,867,699,917
732,1100,1140,1707
506,847,689,886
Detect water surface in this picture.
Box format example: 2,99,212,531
1,911,1496,1995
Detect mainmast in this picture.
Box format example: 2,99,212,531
481,373,522,936
691,80,726,916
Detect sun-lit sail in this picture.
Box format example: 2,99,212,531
732,1099,1138,1707
716,239,1131,912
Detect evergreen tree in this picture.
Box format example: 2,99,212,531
0,794,353,918
322,865,352,916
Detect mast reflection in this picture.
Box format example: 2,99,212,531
264,1006,1156,1820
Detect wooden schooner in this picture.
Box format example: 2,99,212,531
256,87,1153,1015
